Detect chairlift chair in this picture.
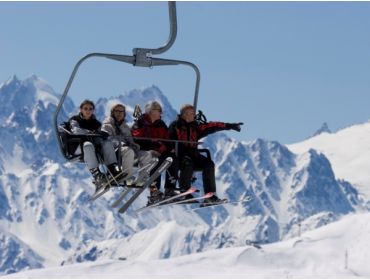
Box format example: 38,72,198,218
53,1,202,162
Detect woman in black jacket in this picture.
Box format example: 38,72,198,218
69,99,123,191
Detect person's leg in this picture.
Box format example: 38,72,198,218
98,139,124,179
135,150,154,185
120,146,135,179
100,139,117,166
178,156,194,192
193,155,216,193
194,154,224,204
83,141,99,170
83,141,105,189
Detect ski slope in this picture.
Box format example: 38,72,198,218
4,213,370,279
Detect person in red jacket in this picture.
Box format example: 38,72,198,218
131,101,179,205
169,104,243,204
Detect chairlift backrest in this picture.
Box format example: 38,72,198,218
57,122,84,162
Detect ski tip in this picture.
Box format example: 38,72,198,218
204,192,215,198
189,186,198,192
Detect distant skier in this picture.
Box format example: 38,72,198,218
101,103,154,186
68,99,124,191
131,101,179,205
169,104,243,204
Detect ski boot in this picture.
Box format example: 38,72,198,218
107,163,126,184
176,188,196,203
90,168,107,193
124,176,136,187
146,185,164,206
202,194,227,206
164,188,178,199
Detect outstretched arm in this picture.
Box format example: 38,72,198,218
225,122,244,132
198,122,244,139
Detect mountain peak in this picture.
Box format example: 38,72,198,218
312,122,331,137
6,74,20,85
95,84,178,124
0,75,21,91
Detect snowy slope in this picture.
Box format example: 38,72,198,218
288,122,370,200
0,74,367,276
4,212,370,279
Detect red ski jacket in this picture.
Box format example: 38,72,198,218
131,114,171,154
168,116,229,157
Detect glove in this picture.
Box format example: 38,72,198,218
226,122,244,132
97,130,110,140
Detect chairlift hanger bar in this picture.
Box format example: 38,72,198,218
53,2,201,160
133,1,177,56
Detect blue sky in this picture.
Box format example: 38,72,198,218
1,2,370,144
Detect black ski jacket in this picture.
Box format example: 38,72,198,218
68,114,101,134
168,116,229,158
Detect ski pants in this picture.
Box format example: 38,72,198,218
83,138,117,170
118,146,153,178
179,154,216,194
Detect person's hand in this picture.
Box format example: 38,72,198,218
226,122,244,132
97,130,110,139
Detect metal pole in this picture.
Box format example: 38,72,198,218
132,2,177,56
151,2,177,55
151,57,200,112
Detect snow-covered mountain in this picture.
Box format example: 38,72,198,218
94,85,178,125
288,121,370,201
312,122,331,137
5,212,370,278
0,75,367,276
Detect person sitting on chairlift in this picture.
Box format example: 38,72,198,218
131,101,179,205
102,103,154,186
169,104,243,204
68,99,124,191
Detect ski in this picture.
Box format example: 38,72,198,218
135,186,199,213
137,191,215,210
88,171,126,202
132,158,159,187
111,188,131,208
193,196,252,210
137,195,252,211
111,158,159,208
118,157,173,214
